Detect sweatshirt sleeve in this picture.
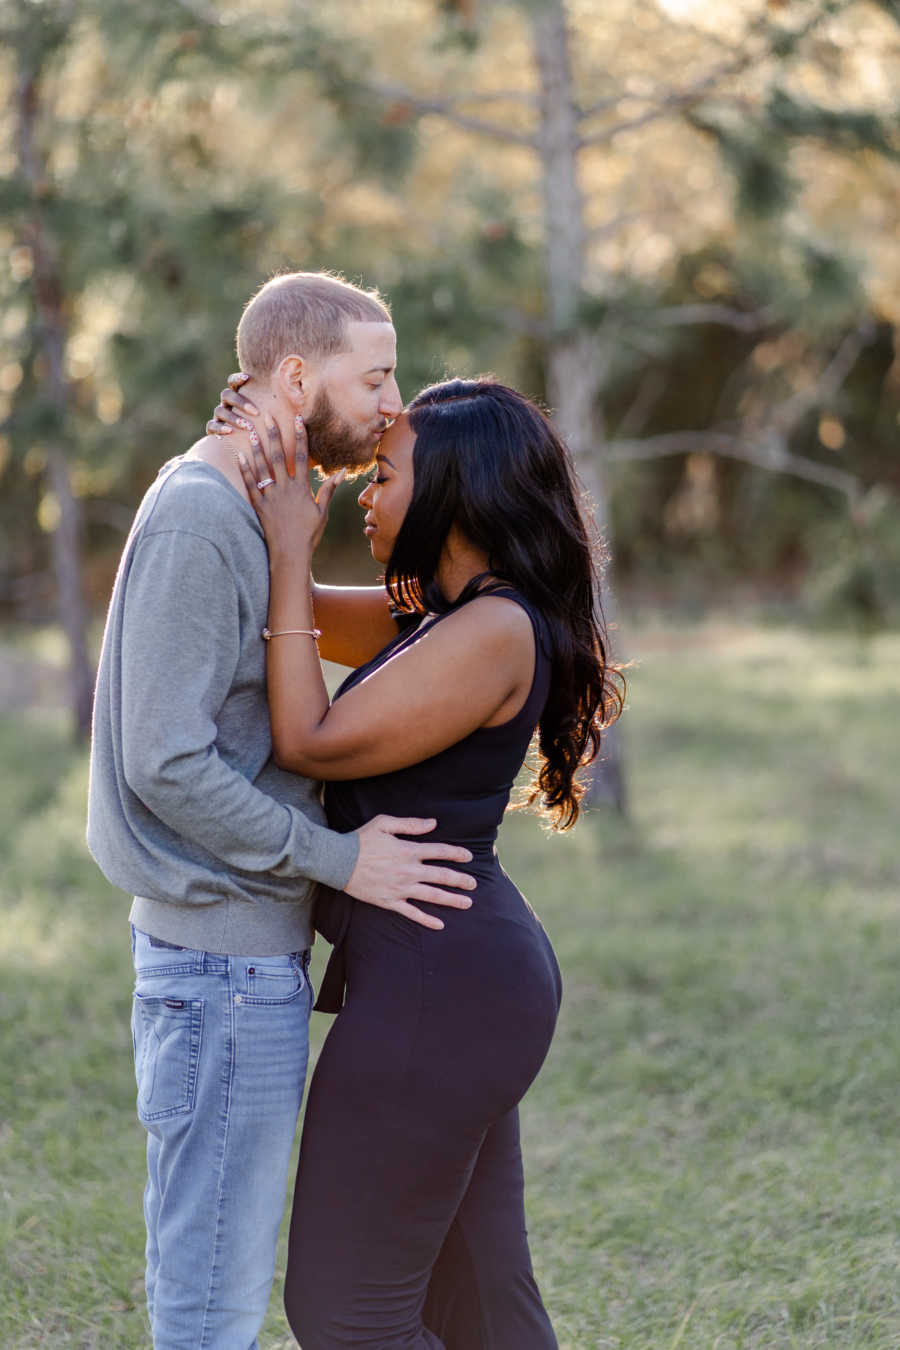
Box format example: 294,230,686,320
119,528,359,890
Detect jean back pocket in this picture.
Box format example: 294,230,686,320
132,994,204,1122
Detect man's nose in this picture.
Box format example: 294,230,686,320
379,377,403,419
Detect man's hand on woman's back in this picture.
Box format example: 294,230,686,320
347,815,475,930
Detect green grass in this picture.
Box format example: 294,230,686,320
1,620,899,1348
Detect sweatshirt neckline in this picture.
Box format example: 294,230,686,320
167,456,259,521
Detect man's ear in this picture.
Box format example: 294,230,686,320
275,354,307,410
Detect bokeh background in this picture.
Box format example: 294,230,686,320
2,1,899,1347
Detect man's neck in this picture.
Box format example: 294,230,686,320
184,434,252,501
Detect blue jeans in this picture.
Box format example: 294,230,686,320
130,926,313,1350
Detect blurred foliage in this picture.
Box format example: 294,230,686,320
1,0,899,627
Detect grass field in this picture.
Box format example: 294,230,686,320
1,619,899,1349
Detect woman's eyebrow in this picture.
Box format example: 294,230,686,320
375,453,397,468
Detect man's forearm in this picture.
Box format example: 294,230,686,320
124,740,358,891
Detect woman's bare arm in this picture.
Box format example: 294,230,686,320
311,582,400,667
270,596,534,779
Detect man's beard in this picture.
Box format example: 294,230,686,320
305,387,383,474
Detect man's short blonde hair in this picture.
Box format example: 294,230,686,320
236,271,392,377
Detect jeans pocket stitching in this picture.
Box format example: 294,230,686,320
238,976,308,1007
133,995,204,1121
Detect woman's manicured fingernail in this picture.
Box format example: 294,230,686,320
237,452,248,467
249,429,260,447
295,414,304,431
215,423,232,435
235,417,252,431
263,412,275,430
242,400,260,416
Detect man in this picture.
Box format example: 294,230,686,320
87,271,474,1350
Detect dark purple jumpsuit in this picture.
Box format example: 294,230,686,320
284,591,562,1350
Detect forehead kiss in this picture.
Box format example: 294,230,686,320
373,413,415,468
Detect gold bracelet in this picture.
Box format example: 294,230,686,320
261,627,322,641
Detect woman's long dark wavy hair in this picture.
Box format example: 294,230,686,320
384,377,625,830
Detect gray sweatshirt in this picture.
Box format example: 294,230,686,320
87,457,359,955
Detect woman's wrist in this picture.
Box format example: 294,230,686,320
268,543,314,574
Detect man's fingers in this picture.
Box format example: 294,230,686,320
374,815,437,835
409,865,475,891
394,903,445,931
406,885,475,908
413,843,474,864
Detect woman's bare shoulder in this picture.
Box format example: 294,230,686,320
431,593,535,650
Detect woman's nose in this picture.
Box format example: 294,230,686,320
358,480,373,507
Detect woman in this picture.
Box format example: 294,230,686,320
231,378,623,1349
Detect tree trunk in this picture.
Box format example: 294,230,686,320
45,449,95,735
17,62,94,739
545,340,628,813
532,0,627,813
532,0,585,330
